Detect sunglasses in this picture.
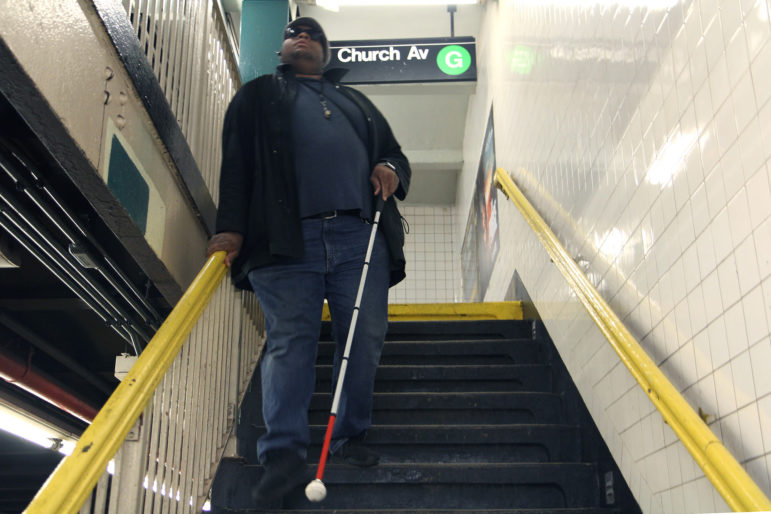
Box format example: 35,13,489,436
283,26,324,41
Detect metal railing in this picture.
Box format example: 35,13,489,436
120,0,241,201
24,252,265,513
494,167,771,512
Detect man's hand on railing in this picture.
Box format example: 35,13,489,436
207,232,243,267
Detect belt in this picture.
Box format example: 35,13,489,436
305,209,361,220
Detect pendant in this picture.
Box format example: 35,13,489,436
323,109,332,119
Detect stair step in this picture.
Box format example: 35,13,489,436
226,510,622,514
222,463,599,510
355,320,535,341
308,392,562,424
317,339,543,365
303,424,580,463
315,364,552,392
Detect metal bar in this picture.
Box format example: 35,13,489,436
167,333,192,514
2,150,161,326
0,214,133,347
24,251,227,513
175,315,200,514
494,167,771,512
0,182,154,345
92,471,110,514
164,0,182,107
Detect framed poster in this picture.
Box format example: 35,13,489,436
461,107,499,301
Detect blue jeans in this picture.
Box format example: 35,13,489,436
247,215,389,463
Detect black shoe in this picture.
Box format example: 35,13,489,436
330,437,379,467
251,449,308,506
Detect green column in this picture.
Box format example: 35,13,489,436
239,0,289,82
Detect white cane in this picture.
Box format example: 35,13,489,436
305,195,386,502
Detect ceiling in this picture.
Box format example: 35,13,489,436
222,0,486,205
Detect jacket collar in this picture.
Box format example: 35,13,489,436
276,63,349,84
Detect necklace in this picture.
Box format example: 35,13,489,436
301,79,331,120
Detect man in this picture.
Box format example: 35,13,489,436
206,17,410,504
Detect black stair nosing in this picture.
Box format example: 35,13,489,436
309,391,562,410
318,339,540,353
316,363,550,379
213,507,624,514
384,319,535,339
305,423,580,444
320,319,534,336
242,462,597,483
314,364,551,392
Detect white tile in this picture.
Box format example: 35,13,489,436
746,166,771,229
745,456,771,501
731,350,758,409
708,316,731,368
735,235,761,295
727,188,753,246
720,410,745,460
715,95,739,152
701,125,722,176
732,70,758,133
758,394,771,453
702,268,724,321
710,207,734,263
683,243,702,293
738,120,768,182
717,254,742,308
714,363,739,416
697,228,719,277
694,78,715,133
743,284,769,345
725,299,750,358
749,338,771,397
726,17,749,86
753,201,771,279
704,12,726,68
721,1,745,46
750,40,771,108
709,57,732,111
744,1,771,61
737,402,765,460
696,475,717,513
688,286,709,335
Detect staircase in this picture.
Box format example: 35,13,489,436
211,319,640,513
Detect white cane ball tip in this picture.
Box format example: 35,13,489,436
305,479,327,502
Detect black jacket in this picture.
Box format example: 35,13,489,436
215,64,411,289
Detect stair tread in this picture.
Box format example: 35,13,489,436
246,462,597,484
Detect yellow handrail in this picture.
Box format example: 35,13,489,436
25,251,228,514
494,168,771,512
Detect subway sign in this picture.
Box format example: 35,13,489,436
328,37,476,84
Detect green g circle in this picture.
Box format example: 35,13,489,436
437,45,471,75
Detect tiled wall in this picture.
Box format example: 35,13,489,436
459,0,771,512
388,205,459,303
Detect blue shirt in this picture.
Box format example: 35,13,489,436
292,77,372,219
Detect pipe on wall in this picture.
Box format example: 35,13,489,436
0,347,97,423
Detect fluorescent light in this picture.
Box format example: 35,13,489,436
0,401,79,455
